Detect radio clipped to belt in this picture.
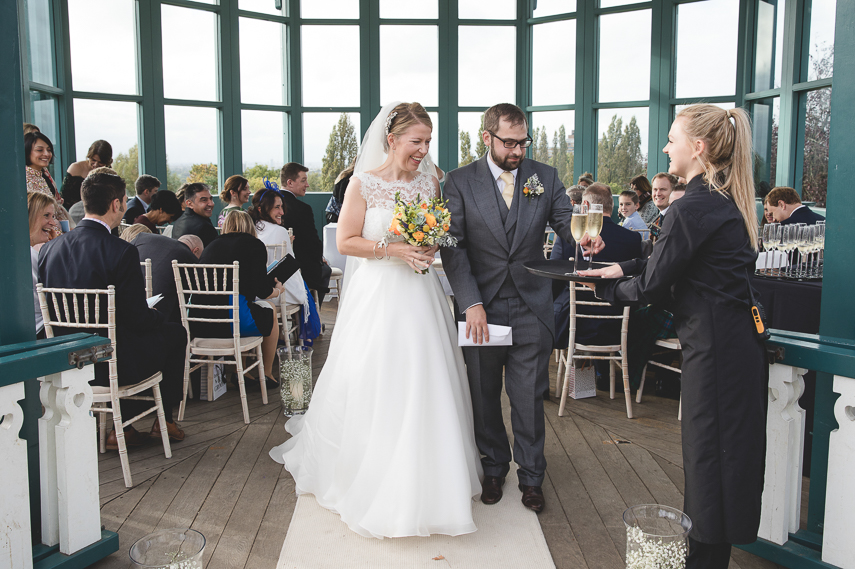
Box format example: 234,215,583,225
745,268,770,341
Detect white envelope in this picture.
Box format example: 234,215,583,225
147,294,163,309
457,323,513,346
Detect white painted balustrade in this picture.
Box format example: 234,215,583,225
759,363,806,545
0,365,102,569
822,374,855,569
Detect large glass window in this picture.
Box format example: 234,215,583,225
754,0,787,92
302,112,361,192
380,0,438,19
161,6,219,102
240,18,287,106
600,0,648,8
532,20,575,106
301,0,359,19
72,99,139,165
598,10,651,103
752,98,779,192
533,0,576,18
25,0,56,86
242,110,288,191
68,0,137,95
459,26,515,107
675,0,739,98
380,26,438,107
302,26,360,106
806,0,835,81
597,107,648,191
239,0,287,16
164,106,220,192
532,111,575,188
800,87,831,205
459,0,516,20
458,112,487,166
30,92,60,171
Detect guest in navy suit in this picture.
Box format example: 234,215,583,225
122,174,161,224
551,183,642,349
766,186,825,225
39,172,187,448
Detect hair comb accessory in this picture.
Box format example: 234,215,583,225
263,178,280,191
384,111,398,136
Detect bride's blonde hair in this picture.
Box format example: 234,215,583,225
676,104,759,250
384,102,432,152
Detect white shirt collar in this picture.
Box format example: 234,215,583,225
84,217,113,232
790,204,805,215
659,206,670,216
486,153,518,185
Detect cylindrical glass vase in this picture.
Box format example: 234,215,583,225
278,346,314,416
623,504,691,569
129,528,205,569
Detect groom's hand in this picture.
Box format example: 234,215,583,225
465,305,489,345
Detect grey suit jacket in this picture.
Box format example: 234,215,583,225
440,155,577,336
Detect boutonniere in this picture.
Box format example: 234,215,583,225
522,174,545,201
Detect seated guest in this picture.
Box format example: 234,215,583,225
670,183,686,204
133,231,199,324
178,234,204,259
68,200,86,226
648,172,678,239
120,223,153,243
123,174,161,224
134,189,182,232
25,132,62,203
171,182,218,247
194,211,284,388
38,172,187,447
766,186,826,225
565,184,584,206
218,175,250,227
630,174,659,226
62,140,112,208
325,162,355,223
762,201,775,226
618,190,649,239
551,183,642,351
28,191,60,334
280,162,332,304
577,173,594,188
23,123,39,135
248,185,309,309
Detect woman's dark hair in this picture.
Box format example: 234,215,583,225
630,174,652,204
24,132,54,166
149,189,182,217
82,173,126,215
87,140,113,165
248,187,285,228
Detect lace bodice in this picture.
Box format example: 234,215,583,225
354,172,437,242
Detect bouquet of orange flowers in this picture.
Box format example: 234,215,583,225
387,191,458,273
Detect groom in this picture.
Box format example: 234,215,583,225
441,103,590,512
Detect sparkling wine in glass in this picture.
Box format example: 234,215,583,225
571,204,588,274
586,204,603,270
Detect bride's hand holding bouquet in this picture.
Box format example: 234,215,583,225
387,192,458,273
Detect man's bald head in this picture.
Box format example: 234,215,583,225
178,234,204,259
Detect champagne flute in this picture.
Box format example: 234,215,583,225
796,226,813,277
585,204,603,270
570,203,588,274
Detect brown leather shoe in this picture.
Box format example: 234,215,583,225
481,475,506,505
519,484,545,513
150,420,185,442
106,426,146,450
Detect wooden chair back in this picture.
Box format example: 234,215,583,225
172,261,242,345
141,259,153,298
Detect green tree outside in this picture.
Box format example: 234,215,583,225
459,129,475,167
113,143,139,192
597,115,646,193
187,163,219,193
243,163,280,192
318,113,358,193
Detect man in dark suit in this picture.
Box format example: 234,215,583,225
171,182,219,247
132,232,199,324
551,183,642,350
39,173,188,448
122,174,161,224
280,162,331,303
766,185,826,225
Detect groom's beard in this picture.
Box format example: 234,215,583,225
490,145,525,172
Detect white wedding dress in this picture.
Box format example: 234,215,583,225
269,171,483,539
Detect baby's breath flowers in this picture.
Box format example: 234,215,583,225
625,525,687,569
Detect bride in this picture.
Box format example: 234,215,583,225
269,102,483,539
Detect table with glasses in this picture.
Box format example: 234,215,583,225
757,220,825,279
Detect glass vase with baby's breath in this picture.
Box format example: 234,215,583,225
278,346,314,416
623,505,691,569
129,528,205,569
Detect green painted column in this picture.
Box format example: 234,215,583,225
2,0,41,538
806,0,855,536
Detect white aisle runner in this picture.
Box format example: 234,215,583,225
276,470,556,569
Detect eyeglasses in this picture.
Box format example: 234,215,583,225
488,131,533,149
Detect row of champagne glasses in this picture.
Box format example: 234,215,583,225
570,203,603,274
759,221,825,278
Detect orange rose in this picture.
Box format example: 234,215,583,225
420,203,428,209
523,188,530,194
413,231,425,242
425,213,437,227
442,224,450,231
391,221,403,235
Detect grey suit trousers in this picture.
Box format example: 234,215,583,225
462,294,552,487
